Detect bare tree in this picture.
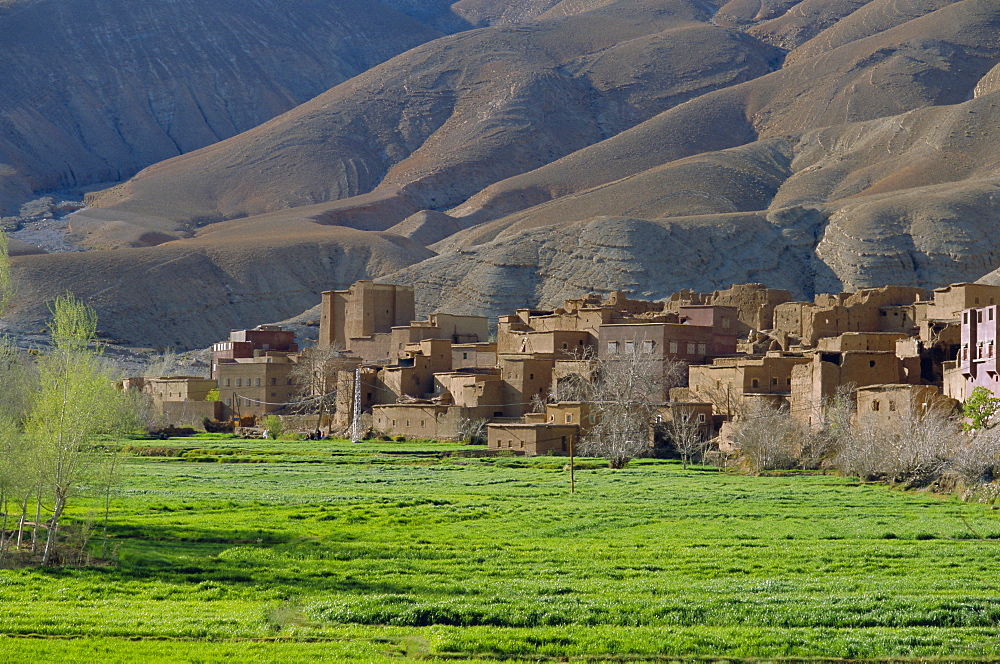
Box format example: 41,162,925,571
728,401,801,474
579,345,685,469
797,386,853,470
290,346,352,433
458,418,488,445
661,406,708,469
835,399,959,487
950,427,1000,489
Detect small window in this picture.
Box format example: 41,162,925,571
698,343,707,355
406,420,410,427
965,312,969,324
287,378,292,385
670,342,678,354
529,373,534,380
786,378,791,386
880,310,887,317
771,377,778,385
625,341,635,352
698,413,706,423
687,342,696,354
889,401,896,412
608,341,619,354
872,400,880,411
643,340,654,353
562,342,568,350
869,360,876,368
236,378,241,387
566,414,573,423
751,378,759,388
991,309,995,321
226,398,232,406
367,392,373,400
255,378,261,387
421,420,425,427
463,352,469,360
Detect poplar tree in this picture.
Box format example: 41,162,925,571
23,295,136,564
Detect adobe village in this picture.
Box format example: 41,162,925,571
129,279,999,464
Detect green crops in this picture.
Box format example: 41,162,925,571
2,435,1000,662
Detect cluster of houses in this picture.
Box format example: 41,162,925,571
129,279,1000,455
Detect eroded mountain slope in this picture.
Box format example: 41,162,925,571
80,0,782,245
0,0,444,214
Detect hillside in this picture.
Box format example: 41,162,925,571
4,0,1000,348
0,0,445,215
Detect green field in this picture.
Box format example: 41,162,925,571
3,436,1000,663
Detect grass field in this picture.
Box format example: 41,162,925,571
2,436,1000,662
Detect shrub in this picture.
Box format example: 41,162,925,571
263,415,284,440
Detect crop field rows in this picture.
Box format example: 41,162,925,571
2,437,1000,662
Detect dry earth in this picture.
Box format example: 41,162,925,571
3,0,1000,348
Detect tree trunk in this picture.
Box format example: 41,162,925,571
41,491,65,565
30,488,42,553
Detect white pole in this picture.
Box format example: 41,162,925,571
351,367,362,442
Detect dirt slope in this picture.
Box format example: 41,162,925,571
6,0,1000,348
0,0,444,214
81,0,782,243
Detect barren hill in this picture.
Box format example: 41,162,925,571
81,0,780,247
5,0,1000,349
0,0,445,215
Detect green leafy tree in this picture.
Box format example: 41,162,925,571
23,295,139,564
962,386,1000,431
205,388,220,402
263,414,284,440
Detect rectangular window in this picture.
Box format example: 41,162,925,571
226,378,231,387
463,352,468,359
670,342,678,354
751,378,759,388
608,341,619,354
625,340,635,352
698,413,706,423
236,378,242,387
255,378,261,387
642,340,654,353
771,377,778,385
567,414,573,423
687,342,696,354
271,377,276,386
698,343,706,355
